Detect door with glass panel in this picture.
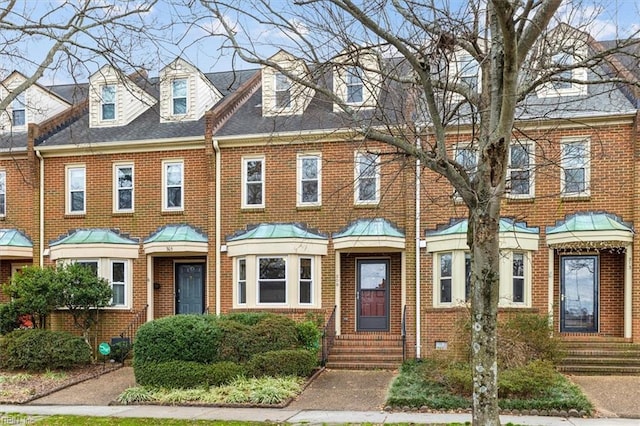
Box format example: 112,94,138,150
356,259,389,331
560,255,598,332
175,263,205,314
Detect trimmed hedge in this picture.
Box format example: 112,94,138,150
247,349,317,378
250,315,299,354
0,329,91,371
134,360,245,388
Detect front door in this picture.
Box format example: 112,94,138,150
560,255,598,332
357,259,389,331
175,263,205,314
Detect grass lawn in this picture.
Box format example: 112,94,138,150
386,359,592,414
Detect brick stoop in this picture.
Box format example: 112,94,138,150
558,340,640,375
325,334,403,370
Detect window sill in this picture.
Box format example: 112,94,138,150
232,306,323,313
560,195,591,202
241,207,265,213
64,213,86,219
296,205,322,211
113,212,135,217
506,196,535,204
161,210,185,216
354,203,379,209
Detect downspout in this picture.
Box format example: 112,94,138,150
213,139,221,316
415,128,422,359
35,150,44,267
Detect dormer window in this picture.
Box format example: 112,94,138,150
346,67,363,104
274,72,291,109
11,93,25,126
172,78,188,115
101,85,116,121
551,53,573,90
537,42,587,97
456,54,479,91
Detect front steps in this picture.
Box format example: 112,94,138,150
325,334,403,370
559,340,640,375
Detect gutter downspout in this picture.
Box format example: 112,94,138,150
213,139,221,316
35,150,44,267
415,128,422,359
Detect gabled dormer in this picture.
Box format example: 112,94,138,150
88,65,156,128
159,58,222,123
0,71,71,133
262,50,315,117
332,47,381,112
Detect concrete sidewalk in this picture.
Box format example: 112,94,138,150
2,404,640,425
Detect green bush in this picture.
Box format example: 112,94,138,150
250,315,299,354
134,360,244,388
216,319,254,363
498,314,563,368
0,302,22,335
442,362,473,396
498,360,557,398
296,320,321,352
0,329,91,371
247,349,317,378
134,315,221,364
223,312,272,326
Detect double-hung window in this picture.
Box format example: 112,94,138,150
274,72,291,109
172,78,188,115
101,85,116,121
508,142,534,198
439,253,453,304
355,152,380,204
346,66,364,104
75,259,129,307
0,170,5,217
458,54,479,90
237,258,247,305
12,93,25,126
243,157,264,208
299,258,313,304
561,138,590,197
551,53,574,90
163,161,184,210
114,164,134,212
67,166,86,214
297,154,321,206
512,253,525,303
111,261,126,306
258,257,286,304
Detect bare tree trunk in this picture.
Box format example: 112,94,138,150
469,204,501,426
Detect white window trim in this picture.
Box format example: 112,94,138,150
110,259,127,307
453,143,478,200
11,92,26,127
100,84,117,122
171,78,188,116
257,256,288,306
507,141,535,199
274,72,292,110
354,151,380,205
162,160,184,212
242,156,265,209
299,257,314,305
432,250,532,308
59,258,133,309
232,254,322,309
113,163,134,213
345,66,364,105
0,169,6,217
537,47,588,98
237,258,247,305
66,165,86,215
560,137,590,198
297,153,322,207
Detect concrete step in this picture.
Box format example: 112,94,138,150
325,361,400,370
558,364,640,375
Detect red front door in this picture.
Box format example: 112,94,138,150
356,259,389,331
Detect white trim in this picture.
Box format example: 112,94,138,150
241,156,265,209
113,162,134,213
162,159,184,212
171,78,188,116
625,244,632,339
257,255,288,306
546,229,633,246
0,169,6,217
426,231,539,252
507,141,535,199
354,151,380,205
49,243,139,260
0,246,33,259
35,137,205,156
333,236,405,251
100,84,117,122
65,164,86,215
296,153,322,207
560,137,590,198
227,238,328,257
143,241,208,255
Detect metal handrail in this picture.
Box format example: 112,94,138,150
118,304,149,344
401,305,407,361
321,305,337,366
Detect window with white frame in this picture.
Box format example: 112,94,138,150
299,257,313,304
538,47,587,97
561,138,590,197
67,166,86,214
242,157,264,208
172,78,188,115
355,152,379,204
11,93,25,126
237,258,247,305
455,145,477,178
101,85,116,121
433,250,531,307
73,259,130,307
297,154,321,206
508,142,534,197
551,53,574,90
457,54,479,91
0,170,5,217
274,72,291,109
258,257,287,304
114,164,134,212
346,66,364,103
163,161,184,210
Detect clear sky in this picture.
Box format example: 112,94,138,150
3,0,640,85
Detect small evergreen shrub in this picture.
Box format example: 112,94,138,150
442,362,473,396
498,314,563,368
0,303,21,335
0,329,90,371
498,360,557,398
224,312,272,326
295,320,321,352
247,349,317,378
216,318,254,363
134,360,244,388
250,315,299,354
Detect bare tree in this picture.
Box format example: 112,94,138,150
188,1,640,424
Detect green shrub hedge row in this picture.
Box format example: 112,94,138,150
134,360,245,388
247,349,317,378
0,329,91,371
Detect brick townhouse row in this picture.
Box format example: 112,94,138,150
1,37,640,367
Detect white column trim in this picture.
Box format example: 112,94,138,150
548,248,555,329
147,254,154,322
625,244,632,339
335,250,341,335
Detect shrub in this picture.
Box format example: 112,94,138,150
134,360,244,388
442,362,473,396
250,315,299,354
134,315,221,364
0,329,90,371
296,320,321,352
247,349,317,378
224,312,272,326
498,360,557,398
0,303,22,335
216,318,254,363
498,314,563,369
